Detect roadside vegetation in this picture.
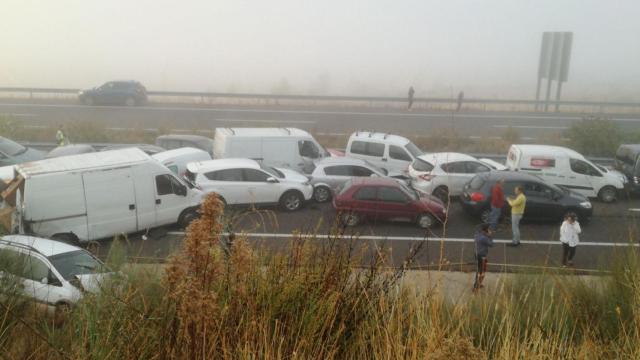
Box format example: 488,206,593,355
0,194,639,359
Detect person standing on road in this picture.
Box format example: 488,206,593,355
473,223,494,292
55,125,67,146
489,179,504,231
507,186,526,247
407,86,415,111
456,91,464,112
560,212,581,267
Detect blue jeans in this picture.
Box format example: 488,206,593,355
511,214,522,244
489,206,501,230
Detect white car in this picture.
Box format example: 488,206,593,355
344,131,424,173
186,158,313,211
408,152,493,201
0,235,110,316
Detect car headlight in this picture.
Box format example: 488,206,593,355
579,201,592,209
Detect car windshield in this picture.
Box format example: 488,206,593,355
405,142,423,158
261,165,284,178
363,160,388,176
400,183,419,200
49,250,108,280
0,137,27,157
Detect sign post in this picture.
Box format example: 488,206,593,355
535,32,573,112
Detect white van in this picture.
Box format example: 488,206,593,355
152,147,212,178
345,132,424,173
3,148,204,243
506,144,625,202
213,128,333,174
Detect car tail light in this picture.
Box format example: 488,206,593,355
470,192,485,202
419,174,435,181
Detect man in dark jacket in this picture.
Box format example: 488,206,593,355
473,223,494,292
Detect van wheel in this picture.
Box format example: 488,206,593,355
433,186,449,203
598,186,617,203
313,186,332,203
417,214,436,229
179,208,200,228
280,191,304,212
125,96,136,106
52,233,79,246
341,213,360,227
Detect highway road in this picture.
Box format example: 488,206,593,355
93,198,640,272
3,99,640,140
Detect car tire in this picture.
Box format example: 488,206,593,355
417,213,436,229
433,186,449,203
280,191,304,212
598,186,617,203
179,208,200,228
51,233,80,246
341,212,360,227
82,96,94,106
480,208,492,224
313,186,332,203
125,96,136,106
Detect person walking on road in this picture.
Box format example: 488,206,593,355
456,91,464,112
407,86,415,111
489,179,504,231
507,186,526,247
473,223,494,292
55,125,67,146
560,212,581,267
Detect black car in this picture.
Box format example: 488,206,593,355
615,144,640,193
78,81,147,106
460,171,593,223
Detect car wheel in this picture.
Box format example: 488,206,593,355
83,96,94,106
341,213,360,227
125,96,136,106
280,191,303,212
52,233,79,246
313,186,332,203
480,209,492,223
433,186,450,203
598,186,617,203
179,208,200,228
417,213,436,229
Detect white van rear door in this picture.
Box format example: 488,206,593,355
83,168,138,240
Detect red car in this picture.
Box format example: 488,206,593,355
332,177,446,228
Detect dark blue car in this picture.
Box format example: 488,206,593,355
78,81,147,106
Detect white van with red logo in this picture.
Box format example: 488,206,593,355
505,144,625,203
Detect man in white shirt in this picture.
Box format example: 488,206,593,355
560,212,581,267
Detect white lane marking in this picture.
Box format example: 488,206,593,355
166,231,639,247
2,103,639,122
0,113,37,117
493,125,568,130
216,118,316,124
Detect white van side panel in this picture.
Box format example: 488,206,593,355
83,168,138,240
262,138,299,169
132,163,157,230
24,173,86,221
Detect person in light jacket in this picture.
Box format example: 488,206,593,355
560,212,581,267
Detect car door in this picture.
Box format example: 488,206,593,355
96,82,116,104
201,168,245,204
243,168,279,204
349,140,386,169
387,145,413,173
351,186,379,219
568,159,598,197
521,181,559,221
440,161,467,193
322,165,352,190
7,250,65,307
153,173,189,226
376,186,413,222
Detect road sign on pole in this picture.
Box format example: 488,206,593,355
535,32,573,112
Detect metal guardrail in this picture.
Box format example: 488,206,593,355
1,87,640,111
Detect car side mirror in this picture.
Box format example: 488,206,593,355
266,177,278,183
40,277,48,285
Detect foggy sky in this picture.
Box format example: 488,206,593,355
1,0,639,99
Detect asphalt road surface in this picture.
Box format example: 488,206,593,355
93,197,640,272
3,99,640,140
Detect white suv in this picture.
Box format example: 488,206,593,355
185,158,313,211
345,132,424,173
408,152,493,201
0,235,110,316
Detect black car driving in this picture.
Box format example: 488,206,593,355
460,171,593,223
78,80,147,106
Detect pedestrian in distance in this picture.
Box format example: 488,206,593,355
407,86,415,111
560,212,581,267
507,186,526,247
56,125,67,146
456,91,464,112
489,179,504,231
473,223,494,292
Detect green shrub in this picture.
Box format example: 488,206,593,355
565,117,622,157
